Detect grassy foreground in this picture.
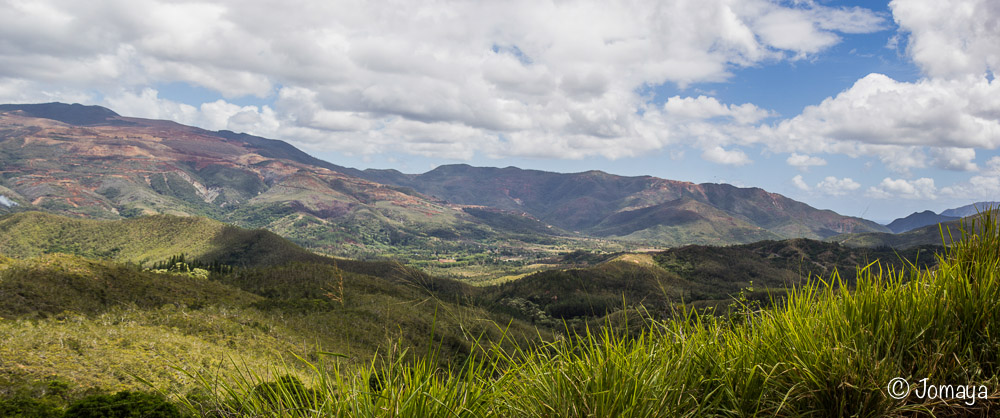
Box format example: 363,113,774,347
167,211,1000,417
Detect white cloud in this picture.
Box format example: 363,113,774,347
816,176,860,196
102,88,281,136
869,145,928,175
753,0,1000,176
745,2,887,58
765,74,1000,151
786,153,827,169
752,8,840,55
891,0,1000,78
813,5,890,34
0,78,93,104
702,146,751,166
968,175,1000,194
790,174,863,196
663,95,772,124
0,195,16,207
984,156,1000,176
0,0,992,207
867,177,937,199
929,147,977,171
760,74,1000,173
939,156,1000,199
792,174,810,191
103,88,198,124
0,0,885,161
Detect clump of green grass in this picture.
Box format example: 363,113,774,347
178,344,500,417
183,209,1000,417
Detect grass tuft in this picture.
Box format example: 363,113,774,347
180,209,1000,416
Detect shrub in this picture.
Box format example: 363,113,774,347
62,391,183,418
0,397,63,418
248,375,320,413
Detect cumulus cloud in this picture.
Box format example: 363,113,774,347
786,153,827,169
867,177,937,199
930,147,978,171
891,0,1000,78
752,0,1000,177
650,95,775,163
663,95,772,124
816,176,861,196
791,174,863,196
103,88,281,134
702,146,751,166
939,156,1000,199
984,156,1000,176
792,174,810,191
0,79,93,104
6,0,995,189
0,0,885,161
763,74,1000,155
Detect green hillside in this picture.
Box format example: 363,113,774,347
487,238,938,326
0,211,326,267
69,206,997,417
1,203,994,416
827,216,965,249
0,253,258,317
0,213,545,414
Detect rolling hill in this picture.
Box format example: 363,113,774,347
0,211,328,267
0,211,543,401
486,238,938,324
0,206,946,415
827,216,969,249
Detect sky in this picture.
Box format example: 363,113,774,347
1,0,998,223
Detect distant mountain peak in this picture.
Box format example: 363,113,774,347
886,210,958,233
0,102,123,126
940,202,1000,218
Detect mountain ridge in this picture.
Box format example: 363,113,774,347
0,102,888,254
941,201,1000,218
356,163,889,242
881,201,1000,234
885,210,958,233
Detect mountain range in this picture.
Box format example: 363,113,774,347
358,164,888,243
0,102,890,256
0,102,504,258
940,201,1000,218
885,210,958,234
883,202,1000,233
829,213,982,249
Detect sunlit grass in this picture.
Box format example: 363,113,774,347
181,210,1000,417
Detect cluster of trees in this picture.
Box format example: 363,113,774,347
149,253,233,274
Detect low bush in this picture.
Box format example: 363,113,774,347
63,391,184,418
